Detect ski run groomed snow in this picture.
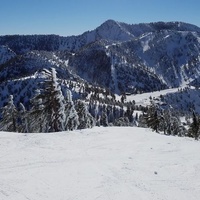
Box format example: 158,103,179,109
0,127,200,200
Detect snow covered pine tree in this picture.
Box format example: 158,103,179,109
64,89,79,131
29,89,47,132
0,95,18,132
30,68,66,132
19,103,30,133
75,100,95,129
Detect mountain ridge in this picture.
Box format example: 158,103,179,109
0,20,200,53
0,19,200,115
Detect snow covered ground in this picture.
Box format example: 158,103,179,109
0,127,200,200
115,87,182,106
125,87,180,106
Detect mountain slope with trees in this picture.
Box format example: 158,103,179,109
0,20,200,138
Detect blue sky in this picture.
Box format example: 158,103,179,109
0,0,199,36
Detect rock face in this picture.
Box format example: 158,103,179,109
0,19,200,108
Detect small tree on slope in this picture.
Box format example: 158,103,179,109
18,103,30,133
30,68,66,132
30,89,47,132
50,68,66,132
144,102,162,133
64,89,79,131
75,100,95,129
0,95,18,132
188,111,200,140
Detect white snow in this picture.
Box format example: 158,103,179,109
140,32,154,52
141,39,150,52
64,59,69,67
123,87,184,106
0,127,200,200
142,42,150,52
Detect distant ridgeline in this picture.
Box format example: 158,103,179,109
0,20,200,139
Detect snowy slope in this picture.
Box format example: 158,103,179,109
0,127,199,200
125,87,180,106
123,85,200,114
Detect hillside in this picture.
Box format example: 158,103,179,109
0,20,200,95
1,19,200,123
0,127,199,200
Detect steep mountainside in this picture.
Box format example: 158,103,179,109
0,45,16,65
0,19,200,112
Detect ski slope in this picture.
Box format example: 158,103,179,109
125,87,183,106
0,127,200,200
115,87,182,106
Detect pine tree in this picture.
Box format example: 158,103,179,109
114,116,129,126
50,68,66,132
75,100,95,129
107,105,114,123
170,116,182,136
30,68,66,132
64,89,79,131
188,111,200,140
18,103,30,133
135,112,138,121
160,109,172,135
144,103,162,133
0,95,18,132
138,113,148,128
113,106,120,120
30,89,47,132
124,106,134,123
100,110,109,127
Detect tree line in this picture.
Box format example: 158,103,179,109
0,68,199,140
0,68,139,132
142,101,200,140
0,68,94,133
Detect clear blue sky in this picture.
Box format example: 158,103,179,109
0,0,199,36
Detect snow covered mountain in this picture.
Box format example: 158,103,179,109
1,20,200,53
0,19,200,113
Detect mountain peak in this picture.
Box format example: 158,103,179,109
94,19,134,41
97,19,122,32
101,19,119,25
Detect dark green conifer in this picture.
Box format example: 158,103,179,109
188,111,200,140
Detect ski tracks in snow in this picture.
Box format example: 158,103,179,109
0,127,200,200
